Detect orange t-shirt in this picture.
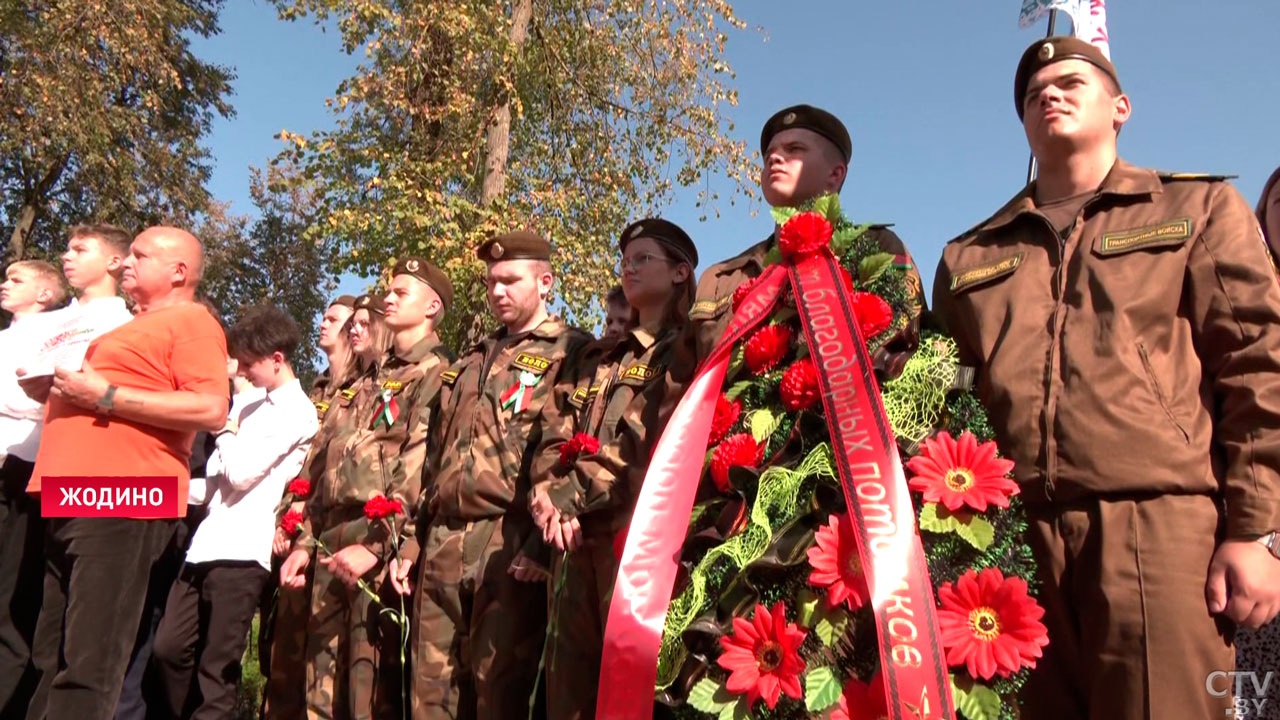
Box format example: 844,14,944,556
29,302,228,517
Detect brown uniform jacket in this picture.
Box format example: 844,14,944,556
531,323,687,535
426,316,592,521
933,159,1280,537
688,226,925,365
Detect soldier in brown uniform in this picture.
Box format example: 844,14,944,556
931,37,1280,720
408,231,591,720
262,294,357,719
689,104,925,364
529,219,697,720
280,261,455,720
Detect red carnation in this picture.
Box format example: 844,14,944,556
363,495,404,522
838,266,856,297
708,395,742,447
287,477,311,498
806,512,870,611
710,433,763,492
851,291,893,339
777,211,833,260
559,432,601,467
717,602,807,710
779,357,821,412
937,568,1049,680
906,431,1019,513
280,509,304,537
731,277,757,313
744,324,792,374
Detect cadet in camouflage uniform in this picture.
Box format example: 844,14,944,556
261,294,356,719
411,231,591,720
529,219,697,720
280,261,455,720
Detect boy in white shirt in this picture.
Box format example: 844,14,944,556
150,304,318,718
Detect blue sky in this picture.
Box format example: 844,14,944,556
194,0,1280,300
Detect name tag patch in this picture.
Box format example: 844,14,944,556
620,364,657,383
1097,218,1193,255
381,380,403,392
950,253,1023,293
690,296,729,319
512,352,551,375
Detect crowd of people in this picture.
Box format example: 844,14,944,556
1,35,1279,720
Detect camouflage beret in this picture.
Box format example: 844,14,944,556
619,218,698,267
353,294,385,316
330,294,356,309
475,230,552,262
391,256,454,310
1015,36,1120,120
760,104,852,163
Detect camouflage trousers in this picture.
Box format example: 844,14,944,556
262,563,311,720
305,524,407,720
545,532,617,720
412,514,547,720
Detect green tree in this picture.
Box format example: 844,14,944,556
271,0,758,347
0,0,234,265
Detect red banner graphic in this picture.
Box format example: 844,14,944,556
40,476,181,518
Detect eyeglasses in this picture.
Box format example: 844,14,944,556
621,252,672,272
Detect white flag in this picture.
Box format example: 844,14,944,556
1018,0,1078,28
1072,0,1112,59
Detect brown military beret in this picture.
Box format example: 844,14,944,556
619,218,698,267
391,256,454,310
760,104,852,163
330,294,356,309
1015,36,1120,120
474,230,552,263
353,294,385,316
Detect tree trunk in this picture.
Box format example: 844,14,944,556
5,204,37,267
479,0,533,205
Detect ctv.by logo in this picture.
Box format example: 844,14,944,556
1206,671,1274,718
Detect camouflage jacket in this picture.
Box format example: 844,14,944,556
426,316,591,521
531,323,689,535
278,367,369,522
303,335,454,561
308,367,338,423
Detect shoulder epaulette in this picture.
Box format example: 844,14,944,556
1158,171,1236,182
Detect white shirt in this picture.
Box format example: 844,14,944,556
188,386,265,506
0,297,131,462
184,379,318,570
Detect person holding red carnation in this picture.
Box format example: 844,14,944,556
933,37,1280,719
687,104,926,373
150,304,318,719
528,218,698,720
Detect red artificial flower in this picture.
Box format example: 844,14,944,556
779,357,821,412
287,477,311,498
838,266,856,297
806,512,871,611
280,510,304,537
830,670,887,720
906,431,1019,513
744,324,792,374
717,602,806,710
363,495,404,522
559,432,601,467
850,291,893,339
710,433,763,492
937,568,1049,680
709,395,743,447
778,211,833,260
731,277,757,313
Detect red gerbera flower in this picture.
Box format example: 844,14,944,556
905,431,1019,513
778,211,833,260
731,277,757,313
830,671,887,720
779,357,821,412
363,495,404,522
936,568,1049,680
287,477,311,498
717,602,807,710
710,433,763,492
280,510,304,537
744,324,792,374
806,512,870,611
708,395,742,447
850,291,893,339
558,432,600,467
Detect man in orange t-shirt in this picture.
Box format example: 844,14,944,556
21,226,229,720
